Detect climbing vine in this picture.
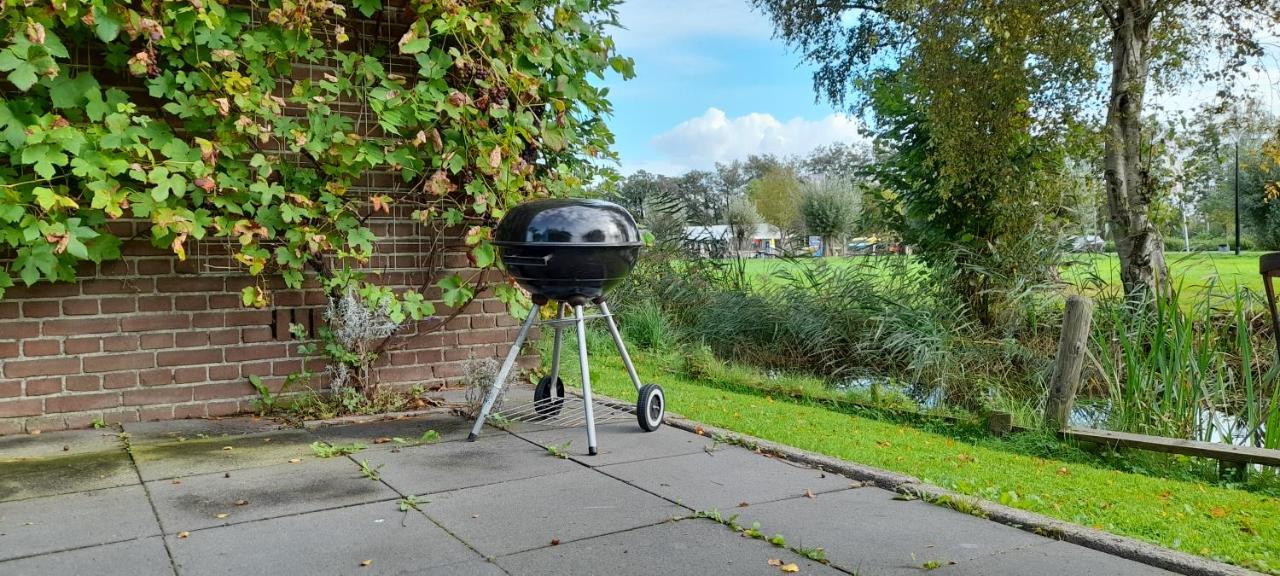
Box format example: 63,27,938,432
0,0,632,325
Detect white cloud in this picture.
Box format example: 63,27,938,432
645,108,869,174
611,0,773,50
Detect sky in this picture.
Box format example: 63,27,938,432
598,1,1280,177
600,0,869,176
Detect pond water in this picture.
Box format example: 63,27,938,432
834,376,1269,449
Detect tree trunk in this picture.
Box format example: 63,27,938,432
1102,0,1167,297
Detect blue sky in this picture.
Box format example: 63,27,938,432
600,0,868,175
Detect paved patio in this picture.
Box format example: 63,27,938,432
0,407,1174,575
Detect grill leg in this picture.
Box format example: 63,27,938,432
548,303,566,384
598,300,643,392
574,304,598,455
468,310,539,441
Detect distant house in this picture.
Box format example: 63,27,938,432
684,224,783,257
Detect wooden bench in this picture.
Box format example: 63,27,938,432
1062,426,1280,468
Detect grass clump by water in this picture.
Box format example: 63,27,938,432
548,340,1280,573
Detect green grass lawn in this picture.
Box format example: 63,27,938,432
547,339,1280,573
735,251,1270,301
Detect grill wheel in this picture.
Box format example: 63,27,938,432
636,384,665,432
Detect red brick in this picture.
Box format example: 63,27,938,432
25,377,63,396
62,299,100,316
194,382,253,401
43,317,119,336
192,312,224,328
470,315,496,329
2,321,42,339
22,339,62,357
174,367,208,384
65,375,101,392
225,310,273,326
175,295,208,311
121,314,191,332
123,387,193,406
0,380,20,398
22,300,62,318
208,365,239,381
175,332,210,348
99,297,138,314
174,404,207,419
0,341,17,358
6,283,79,299
157,349,223,366
83,352,155,373
136,259,172,275
138,369,173,386
82,278,147,295
206,400,242,417
45,393,119,413
64,337,102,354
101,409,140,424
482,299,505,313
0,399,43,417
272,360,303,376
240,362,273,377
433,362,465,379
102,335,139,352
209,329,239,345
140,333,175,349
377,365,429,383
140,405,176,421
241,326,273,343
5,357,79,378
156,277,224,293
103,372,139,389
0,302,18,319
225,344,286,362
138,296,173,312
457,329,508,346
209,295,240,309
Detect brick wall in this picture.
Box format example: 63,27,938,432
0,219,533,435
0,11,536,435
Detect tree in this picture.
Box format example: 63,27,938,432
800,179,859,257
747,166,804,235
725,196,762,253
613,171,675,222
751,0,1280,296
803,143,872,181
671,170,723,225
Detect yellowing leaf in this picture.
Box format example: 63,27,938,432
767,558,782,566
214,513,229,519
1209,506,1228,519
177,531,190,538
780,563,799,573
360,560,372,567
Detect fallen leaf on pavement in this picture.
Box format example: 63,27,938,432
374,437,392,444
214,513,229,519
803,490,815,499
360,560,372,567
781,563,799,572
288,458,301,464
235,499,249,506
177,531,189,539
695,426,705,435
550,539,560,546
767,559,782,566
738,502,750,507
222,446,233,451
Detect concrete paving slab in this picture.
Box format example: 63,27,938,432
0,450,137,502
367,432,578,496
130,430,315,481
512,421,714,466
426,560,509,576
423,468,684,557
497,518,844,576
166,500,483,576
598,446,852,511
0,428,121,458
123,417,286,445
0,536,173,576
731,486,1055,576
937,540,1173,575
310,412,474,449
146,456,399,533
0,484,161,561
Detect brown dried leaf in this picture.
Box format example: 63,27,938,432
177,531,190,539
235,499,249,506
767,559,783,566
288,458,301,464
360,560,372,567
803,489,815,499
374,437,392,444
780,563,799,573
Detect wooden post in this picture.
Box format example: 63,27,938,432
987,411,1013,437
1045,296,1094,431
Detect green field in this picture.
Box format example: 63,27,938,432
547,341,1280,573
736,251,1270,300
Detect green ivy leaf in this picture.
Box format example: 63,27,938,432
472,242,495,268
352,0,382,18
437,274,474,309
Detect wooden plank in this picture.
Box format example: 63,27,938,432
1063,426,1280,467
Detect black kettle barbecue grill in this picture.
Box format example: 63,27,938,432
466,199,665,455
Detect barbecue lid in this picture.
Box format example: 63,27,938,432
494,199,642,247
